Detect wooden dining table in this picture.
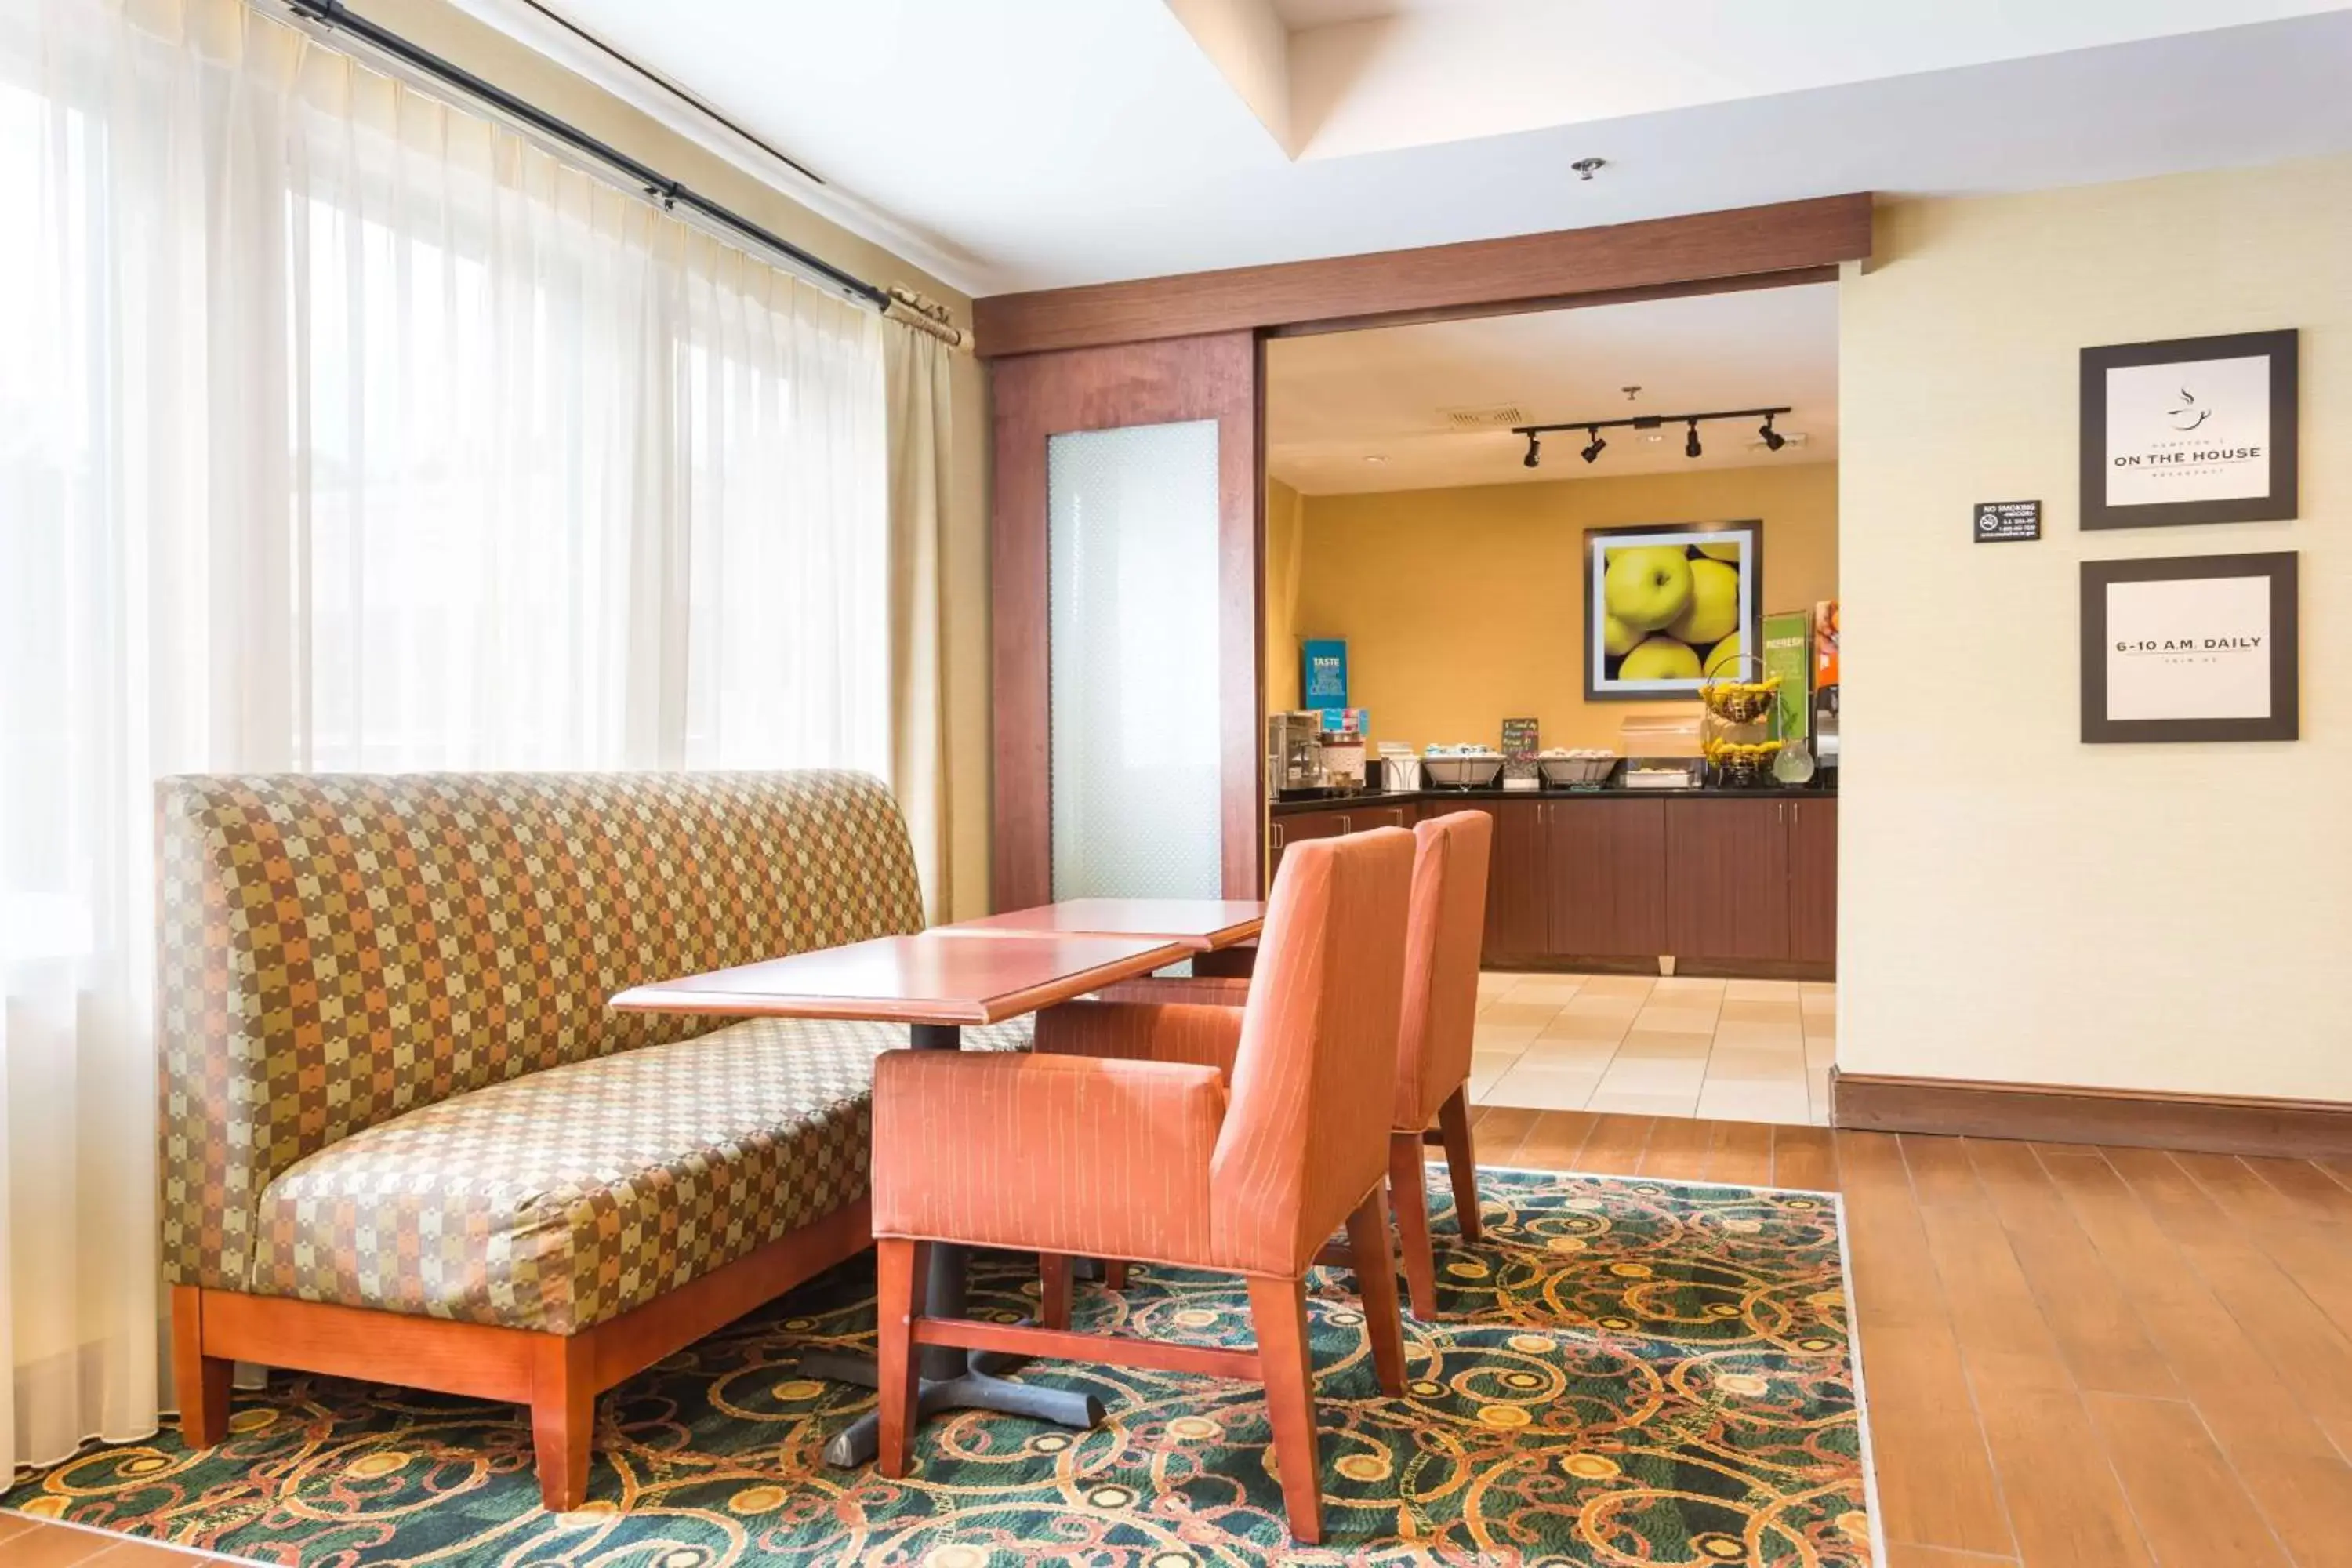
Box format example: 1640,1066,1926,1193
609,909,1259,1468
938,897,1265,952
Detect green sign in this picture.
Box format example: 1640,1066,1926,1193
1761,611,1813,745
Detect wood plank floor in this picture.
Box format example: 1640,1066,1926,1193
1481,1108,2352,1568
9,1112,2350,1566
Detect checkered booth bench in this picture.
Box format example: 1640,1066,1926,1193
156,770,1020,1509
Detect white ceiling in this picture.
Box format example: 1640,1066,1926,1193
452,1,2352,297
1268,284,1838,495
1266,0,1476,31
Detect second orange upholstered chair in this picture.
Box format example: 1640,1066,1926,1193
866,829,1417,1545
1058,809,1494,1320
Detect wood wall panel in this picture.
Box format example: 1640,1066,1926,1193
975,194,1874,357
989,333,1263,911
1833,1072,2352,1160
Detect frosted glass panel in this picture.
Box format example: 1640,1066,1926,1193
1048,420,1221,900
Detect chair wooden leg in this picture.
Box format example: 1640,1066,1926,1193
1345,1186,1409,1398
1438,1087,1482,1242
529,1331,594,1511
876,1238,927,1479
1246,1274,1325,1545
169,1285,231,1448
1039,1253,1073,1331
1385,1131,1442,1324
1102,1260,1131,1292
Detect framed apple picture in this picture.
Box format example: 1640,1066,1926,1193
1583,521,1763,701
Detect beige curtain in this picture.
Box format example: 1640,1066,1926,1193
884,324,955,921
0,0,893,1473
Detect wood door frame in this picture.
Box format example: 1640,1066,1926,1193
989,332,1265,912
982,192,1875,911
973,194,1873,358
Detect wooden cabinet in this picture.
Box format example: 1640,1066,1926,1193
1268,808,1345,883
1544,799,1666,960
1786,797,1838,966
1273,791,1834,976
1266,802,1410,884
1664,798,1790,962
1479,800,1550,962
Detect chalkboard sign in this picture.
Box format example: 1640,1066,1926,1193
1973,499,2042,543
1501,718,1539,758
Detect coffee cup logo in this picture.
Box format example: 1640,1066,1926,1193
2165,387,2210,432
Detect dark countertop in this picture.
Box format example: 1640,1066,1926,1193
1270,783,1833,813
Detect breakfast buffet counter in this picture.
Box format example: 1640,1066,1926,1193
1266,788,1836,979
1267,783,1830,814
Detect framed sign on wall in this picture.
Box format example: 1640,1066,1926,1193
1582,521,1762,701
2079,329,2298,530
2080,553,2298,743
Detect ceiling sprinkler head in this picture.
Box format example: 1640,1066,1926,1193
1572,158,1607,182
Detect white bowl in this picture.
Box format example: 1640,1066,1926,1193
1423,755,1503,789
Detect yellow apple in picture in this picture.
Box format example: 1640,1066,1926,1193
1697,539,1744,563
1668,557,1740,646
1618,636,1700,681
1602,613,1642,656
1703,630,1743,677
1602,546,1693,632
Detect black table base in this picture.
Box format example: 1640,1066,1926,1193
805,1022,1107,1468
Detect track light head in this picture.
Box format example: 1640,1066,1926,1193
1523,433,1541,469
1581,427,1606,464
1759,413,1786,452
1684,420,1703,459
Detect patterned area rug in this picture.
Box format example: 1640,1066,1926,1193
9,1170,1870,1566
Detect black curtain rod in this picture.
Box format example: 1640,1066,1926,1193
1512,406,1793,437
282,0,893,312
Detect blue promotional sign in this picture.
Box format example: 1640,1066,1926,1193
1301,639,1348,710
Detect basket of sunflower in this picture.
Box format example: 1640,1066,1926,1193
1702,738,1783,789
1700,670,1782,726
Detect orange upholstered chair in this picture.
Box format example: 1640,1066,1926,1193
1065,810,1494,1320
868,829,1417,1544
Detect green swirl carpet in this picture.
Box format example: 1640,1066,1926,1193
9,1170,1871,1566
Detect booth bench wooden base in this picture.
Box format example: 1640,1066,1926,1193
170,1199,873,1511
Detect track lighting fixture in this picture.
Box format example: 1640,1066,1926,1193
1508,405,1791,471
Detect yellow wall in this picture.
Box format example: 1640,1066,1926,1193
1281,465,1838,749
1839,154,2351,1102
1265,478,1307,712
373,0,995,917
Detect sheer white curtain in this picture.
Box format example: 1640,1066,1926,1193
0,0,891,1476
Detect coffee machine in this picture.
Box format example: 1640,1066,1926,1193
1812,685,1840,789
1265,711,1326,798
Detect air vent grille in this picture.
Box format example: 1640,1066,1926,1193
1439,403,1526,430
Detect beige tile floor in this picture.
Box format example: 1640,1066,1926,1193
1468,970,1835,1126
